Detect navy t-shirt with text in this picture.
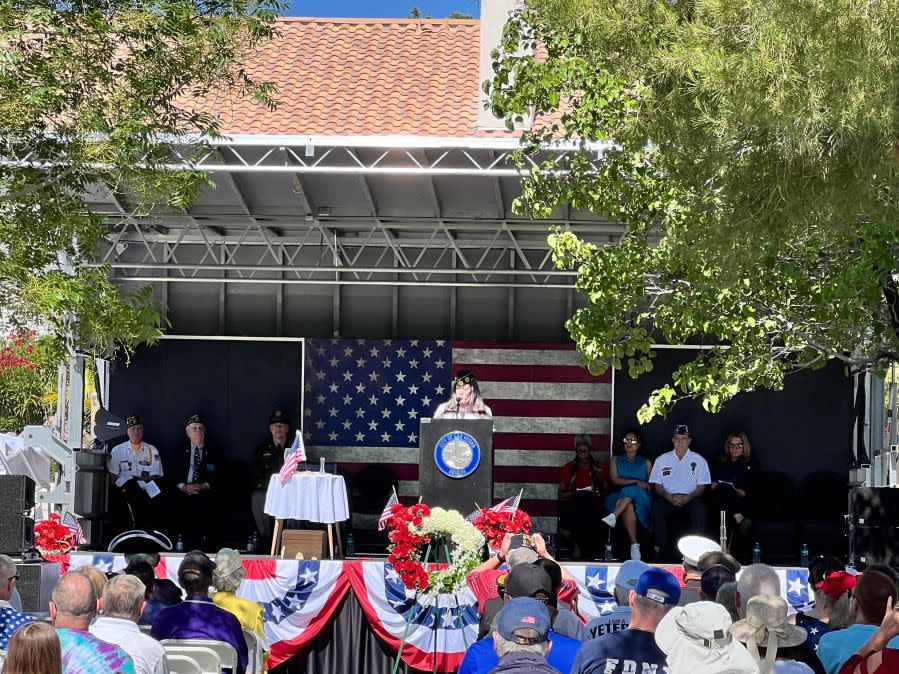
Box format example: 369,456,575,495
571,628,669,674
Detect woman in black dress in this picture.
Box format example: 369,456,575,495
710,431,757,560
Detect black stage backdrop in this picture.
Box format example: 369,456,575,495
611,348,854,474
108,338,303,542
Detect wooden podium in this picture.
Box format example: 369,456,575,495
418,418,494,513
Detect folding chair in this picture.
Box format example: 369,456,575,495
165,654,203,674
162,639,237,672
162,645,221,674
242,628,267,674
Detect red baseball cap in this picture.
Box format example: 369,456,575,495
815,570,856,599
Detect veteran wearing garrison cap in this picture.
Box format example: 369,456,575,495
250,409,292,545
649,424,711,560
175,414,219,548
433,369,493,419
107,414,166,532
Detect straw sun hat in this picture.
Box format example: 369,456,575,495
730,595,807,674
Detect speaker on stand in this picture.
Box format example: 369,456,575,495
0,475,36,555
848,487,899,568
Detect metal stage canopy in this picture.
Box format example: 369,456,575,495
89,136,621,340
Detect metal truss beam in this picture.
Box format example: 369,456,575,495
96,219,602,289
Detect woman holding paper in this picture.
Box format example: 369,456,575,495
710,431,757,558
557,434,608,560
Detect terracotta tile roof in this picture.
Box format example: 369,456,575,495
210,17,519,138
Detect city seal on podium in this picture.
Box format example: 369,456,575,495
434,431,481,479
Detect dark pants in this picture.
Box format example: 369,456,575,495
119,479,168,532
558,491,607,560
176,488,215,549
652,496,708,551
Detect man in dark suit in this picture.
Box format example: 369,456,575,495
175,414,218,548
250,409,291,548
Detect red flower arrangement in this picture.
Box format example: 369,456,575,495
385,502,432,591
34,513,75,554
471,508,532,551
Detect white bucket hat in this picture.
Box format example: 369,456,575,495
731,595,808,674
655,601,759,674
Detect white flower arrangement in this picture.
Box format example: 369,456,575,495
412,507,485,596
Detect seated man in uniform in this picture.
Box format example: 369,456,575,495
649,424,710,560
108,415,165,532
175,414,217,548
250,409,291,547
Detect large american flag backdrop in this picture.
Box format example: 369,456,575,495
303,339,613,530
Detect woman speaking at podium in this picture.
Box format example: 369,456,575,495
433,369,493,419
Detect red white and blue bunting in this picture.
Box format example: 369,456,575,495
45,555,814,670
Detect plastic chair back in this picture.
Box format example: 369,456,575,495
162,645,221,674
166,654,203,674
162,639,237,671
242,628,267,674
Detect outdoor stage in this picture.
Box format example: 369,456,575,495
38,552,816,673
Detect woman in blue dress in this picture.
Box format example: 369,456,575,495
602,430,653,560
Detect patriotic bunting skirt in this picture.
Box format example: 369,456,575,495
44,554,815,670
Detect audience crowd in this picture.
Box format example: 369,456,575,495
457,532,899,674
0,548,266,674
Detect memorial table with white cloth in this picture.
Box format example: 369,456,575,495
263,472,349,557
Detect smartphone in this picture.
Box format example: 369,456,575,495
509,534,535,551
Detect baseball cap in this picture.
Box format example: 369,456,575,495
615,559,650,591
701,564,736,600
178,550,215,578
504,563,553,600
636,568,682,606
815,570,856,599
496,597,551,645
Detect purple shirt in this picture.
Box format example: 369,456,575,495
151,594,248,673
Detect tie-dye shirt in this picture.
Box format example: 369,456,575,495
57,627,135,674
0,601,34,649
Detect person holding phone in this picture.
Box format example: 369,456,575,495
558,434,608,560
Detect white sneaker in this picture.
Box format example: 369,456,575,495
602,513,617,528
630,543,641,560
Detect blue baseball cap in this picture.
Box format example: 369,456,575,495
615,559,651,591
497,597,551,645
636,568,682,606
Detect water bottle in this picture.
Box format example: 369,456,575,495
247,534,256,553
346,533,355,558
175,534,184,552
801,543,809,567
752,541,761,564
604,540,613,562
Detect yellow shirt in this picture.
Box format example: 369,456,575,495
212,590,268,671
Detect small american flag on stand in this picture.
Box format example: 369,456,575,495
377,490,399,531
62,511,87,545
278,431,306,485
490,490,521,515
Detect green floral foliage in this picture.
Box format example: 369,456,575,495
487,0,899,420
0,0,285,359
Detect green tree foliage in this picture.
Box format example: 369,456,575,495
0,0,284,360
486,0,899,420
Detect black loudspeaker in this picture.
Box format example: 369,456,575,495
849,487,899,527
850,526,899,568
0,513,34,554
0,475,35,513
14,562,61,612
